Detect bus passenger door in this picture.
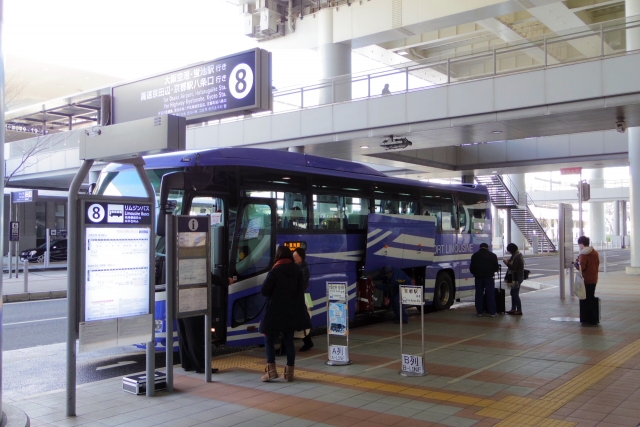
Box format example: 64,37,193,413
227,198,276,346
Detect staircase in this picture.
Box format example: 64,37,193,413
475,175,556,252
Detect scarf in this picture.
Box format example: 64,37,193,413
272,258,292,269
579,246,593,255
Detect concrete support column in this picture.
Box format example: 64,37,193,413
613,201,620,236
288,146,303,153
507,173,527,249
318,8,351,105
626,0,640,273
461,174,475,184
621,200,628,247
89,170,101,185
588,169,605,244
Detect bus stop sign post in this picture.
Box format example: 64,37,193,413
326,282,352,366
67,114,184,416
174,215,212,383
399,285,427,377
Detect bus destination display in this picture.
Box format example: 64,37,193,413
85,228,150,321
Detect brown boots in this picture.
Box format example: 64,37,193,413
284,365,294,382
260,363,294,382
260,363,278,382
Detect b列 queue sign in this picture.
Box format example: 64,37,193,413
112,48,272,125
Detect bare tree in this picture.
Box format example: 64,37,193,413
4,132,66,187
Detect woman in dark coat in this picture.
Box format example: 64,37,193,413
504,243,525,315
260,246,311,382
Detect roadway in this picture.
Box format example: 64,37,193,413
523,248,630,280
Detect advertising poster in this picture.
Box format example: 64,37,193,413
328,302,347,336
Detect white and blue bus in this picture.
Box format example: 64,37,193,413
95,147,491,348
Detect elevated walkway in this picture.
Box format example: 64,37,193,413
10,270,640,427
7,17,640,189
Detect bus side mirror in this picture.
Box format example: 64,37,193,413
156,172,212,236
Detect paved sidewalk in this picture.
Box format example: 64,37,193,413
8,269,640,427
2,268,67,302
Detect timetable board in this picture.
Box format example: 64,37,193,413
84,227,151,321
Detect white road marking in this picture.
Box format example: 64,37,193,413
96,361,137,371
3,316,66,326
447,341,551,384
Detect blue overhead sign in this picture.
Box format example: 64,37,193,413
112,48,272,125
12,190,36,203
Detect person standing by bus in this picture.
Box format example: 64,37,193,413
574,236,599,325
469,242,500,317
374,265,410,324
259,246,311,382
504,243,525,315
293,247,314,351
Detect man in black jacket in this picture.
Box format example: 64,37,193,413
469,243,500,317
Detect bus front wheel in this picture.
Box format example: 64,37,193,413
433,273,454,311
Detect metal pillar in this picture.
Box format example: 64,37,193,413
613,201,620,237
134,164,156,397
0,0,6,412
66,159,94,417
620,200,627,248
505,209,512,245
588,169,605,243
165,214,175,392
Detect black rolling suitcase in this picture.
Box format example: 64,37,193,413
579,297,601,325
484,265,506,314
494,265,506,314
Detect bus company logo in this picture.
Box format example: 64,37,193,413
434,243,474,255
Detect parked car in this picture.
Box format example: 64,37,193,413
20,239,67,263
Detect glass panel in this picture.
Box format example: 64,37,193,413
246,190,308,231
313,194,345,230
35,202,46,240
345,197,369,230
232,292,267,325
235,203,273,279
458,192,490,234
422,192,456,232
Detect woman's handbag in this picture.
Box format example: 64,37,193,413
504,271,513,287
573,268,586,300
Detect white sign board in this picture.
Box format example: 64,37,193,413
401,286,423,305
79,314,153,353
328,282,347,301
401,354,424,375
84,228,150,322
178,258,207,285
329,345,349,362
179,287,208,313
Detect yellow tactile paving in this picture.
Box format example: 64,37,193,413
477,338,640,427
213,338,640,427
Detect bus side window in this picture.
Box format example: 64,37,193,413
421,200,441,230
458,192,489,233
313,194,345,230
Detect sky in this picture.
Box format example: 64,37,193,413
3,0,397,93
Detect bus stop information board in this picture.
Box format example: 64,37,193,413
112,49,271,125
175,216,211,318
79,198,154,353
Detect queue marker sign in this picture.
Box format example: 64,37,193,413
326,281,352,366
399,285,427,377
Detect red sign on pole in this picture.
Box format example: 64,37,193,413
560,167,582,175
